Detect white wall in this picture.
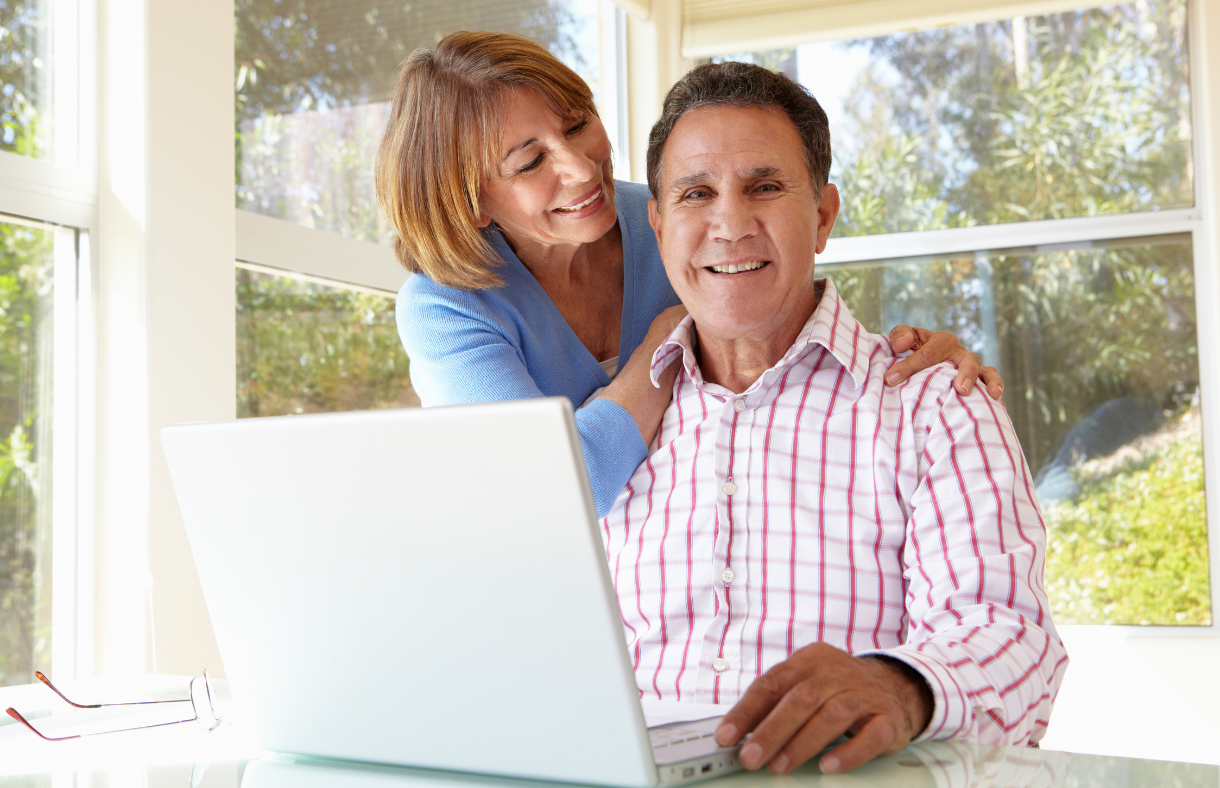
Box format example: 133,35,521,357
94,0,232,678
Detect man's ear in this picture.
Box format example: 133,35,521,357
814,184,840,255
648,197,662,241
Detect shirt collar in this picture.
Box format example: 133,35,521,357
649,277,873,394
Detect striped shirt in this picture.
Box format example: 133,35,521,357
600,278,1067,747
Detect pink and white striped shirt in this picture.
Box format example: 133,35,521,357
601,278,1067,747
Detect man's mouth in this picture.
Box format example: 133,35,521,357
706,260,769,274
553,186,603,213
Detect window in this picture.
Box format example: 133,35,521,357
0,0,89,687
714,0,1209,626
233,0,617,415
235,0,610,244
236,266,418,418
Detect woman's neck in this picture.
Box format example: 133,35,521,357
500,222,626,362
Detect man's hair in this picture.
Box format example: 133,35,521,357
646,61,831,199
375,31,597,290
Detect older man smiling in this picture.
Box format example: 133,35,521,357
600,62,1067,775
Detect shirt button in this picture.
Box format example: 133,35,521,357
733,399,746,412
723,482,738,496
712,658,728,673
721,568,735,584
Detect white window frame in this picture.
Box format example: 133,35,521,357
0,0,98,681
233,0,630,294
726,1,1218,635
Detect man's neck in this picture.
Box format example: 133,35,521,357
696,284,824,394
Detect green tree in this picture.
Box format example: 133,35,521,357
813,0,1208,625
237,269,419,417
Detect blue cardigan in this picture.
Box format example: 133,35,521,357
396,181,681,516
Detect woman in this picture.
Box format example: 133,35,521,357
376,31,1000,516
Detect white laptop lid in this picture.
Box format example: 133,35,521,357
161,398,657,787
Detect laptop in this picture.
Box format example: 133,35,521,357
161,398,742,787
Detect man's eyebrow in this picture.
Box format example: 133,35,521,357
668,171,713,194
742,165,780,179
502,139,538,163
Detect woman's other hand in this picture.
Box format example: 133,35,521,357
884,325,1004,401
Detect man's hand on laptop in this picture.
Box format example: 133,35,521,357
713,643,933,775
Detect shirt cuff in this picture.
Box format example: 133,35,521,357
856,646,970,743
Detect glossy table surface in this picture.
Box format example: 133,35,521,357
1,726,1216,788
0,678,1215,788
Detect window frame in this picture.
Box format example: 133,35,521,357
753,0,1219,634
0,0,97,682
233,0,632,295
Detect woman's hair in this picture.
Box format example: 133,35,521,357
376,31,598,290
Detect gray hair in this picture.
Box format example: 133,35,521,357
646,61,832,199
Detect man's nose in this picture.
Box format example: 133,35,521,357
708,192,759,243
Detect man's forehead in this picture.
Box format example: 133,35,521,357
660,105,805,190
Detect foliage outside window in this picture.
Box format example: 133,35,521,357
0,0,52,159
721,0,1209,625
0,219,54,686
234,0,602,244
237,268,418,418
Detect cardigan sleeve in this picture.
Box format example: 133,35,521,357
397,283,649,517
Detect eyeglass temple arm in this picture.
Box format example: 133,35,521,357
36,671,188,708
34,672,101,709
6,708,82,741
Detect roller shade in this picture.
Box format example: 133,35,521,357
686,0,863,25
681,0,1114,58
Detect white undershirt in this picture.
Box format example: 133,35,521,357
599,355,619,379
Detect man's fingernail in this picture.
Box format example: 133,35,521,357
740,743,763,769
769,754,789,774
715,723,737,746
885,372,899,385
820,755,841,774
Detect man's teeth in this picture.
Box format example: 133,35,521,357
709,261,766,274
555,188,601,213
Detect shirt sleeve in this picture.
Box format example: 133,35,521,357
859,372,1069,747
397,286,648,518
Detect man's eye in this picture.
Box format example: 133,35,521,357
756,183,780,192
684,188,711,200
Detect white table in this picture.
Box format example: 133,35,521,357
1,676,1215,788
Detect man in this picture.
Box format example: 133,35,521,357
601,62,1067,775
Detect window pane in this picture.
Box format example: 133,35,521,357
0,0,53,160
718,0,1194,236
235,0,604,243
236,268,419,417
826,235,1209,625
0,218,54,686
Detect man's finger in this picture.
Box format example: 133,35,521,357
764,692,864,775
818,715,905,775
715,667,802,748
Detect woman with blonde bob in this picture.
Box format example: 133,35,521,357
378,31,999,516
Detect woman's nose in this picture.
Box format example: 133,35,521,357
554,139,599,183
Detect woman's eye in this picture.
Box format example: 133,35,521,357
519,154,544,173
566,118,589,136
